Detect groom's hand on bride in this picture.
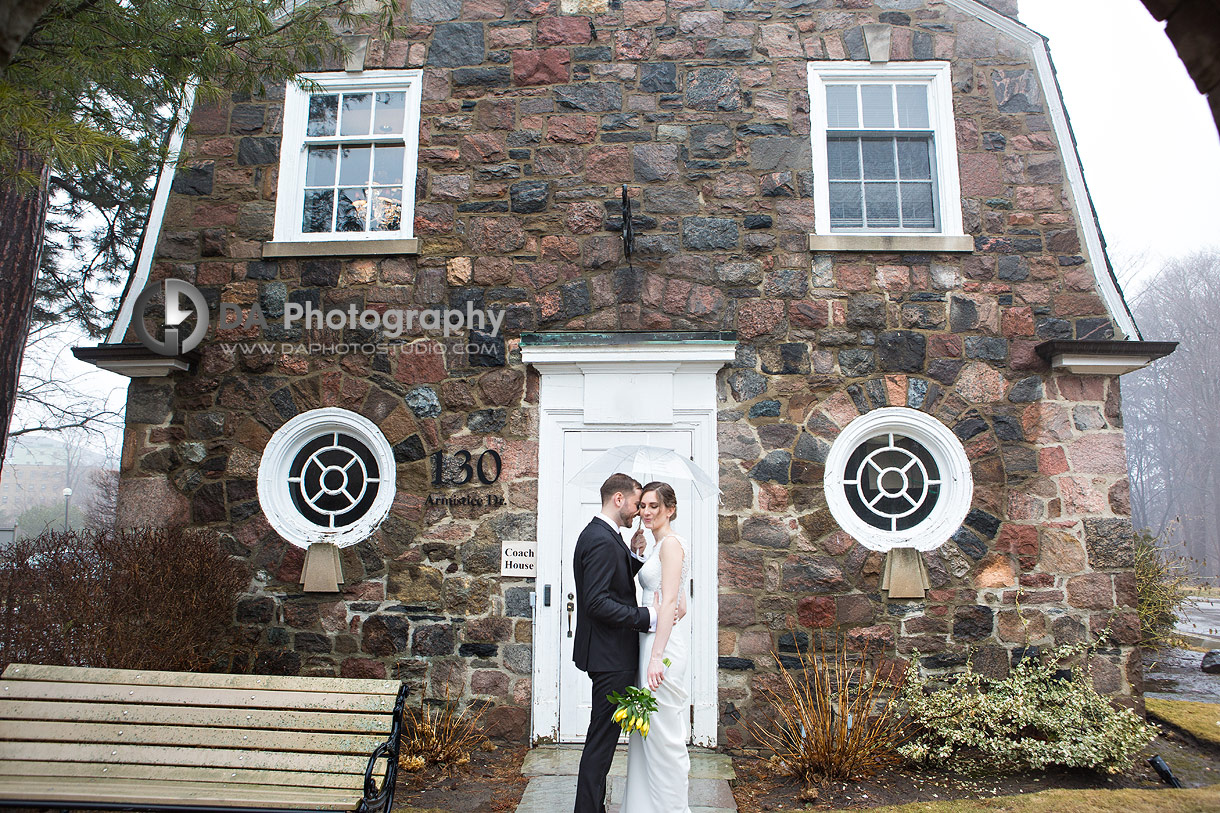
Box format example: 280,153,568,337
652,591,685,624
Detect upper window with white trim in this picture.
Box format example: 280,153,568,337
808,62,967,246
272,70,422,246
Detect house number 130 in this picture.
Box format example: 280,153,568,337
430,450,503,486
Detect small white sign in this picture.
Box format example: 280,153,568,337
501,541,537,577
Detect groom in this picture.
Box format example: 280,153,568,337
572,473,655,813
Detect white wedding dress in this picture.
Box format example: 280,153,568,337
623,534,692,813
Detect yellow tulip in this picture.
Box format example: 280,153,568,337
641,721,649,737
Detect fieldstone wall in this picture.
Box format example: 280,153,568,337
115,0,1139,744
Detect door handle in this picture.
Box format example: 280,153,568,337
567,593,575,638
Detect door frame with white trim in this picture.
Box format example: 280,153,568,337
523,338,736,747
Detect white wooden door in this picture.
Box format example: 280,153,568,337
557,429,695,743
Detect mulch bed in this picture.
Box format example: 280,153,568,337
731,721,1220,812
391,722,1220,812
394,743,530,813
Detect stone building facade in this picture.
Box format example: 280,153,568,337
90,0,1163,746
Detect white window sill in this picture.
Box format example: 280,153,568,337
807,234,974,253
263,238,420,258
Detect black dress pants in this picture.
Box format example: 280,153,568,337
574,668,635,813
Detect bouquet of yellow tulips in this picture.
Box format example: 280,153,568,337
607,658,670,738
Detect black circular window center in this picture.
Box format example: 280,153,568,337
843,432,942,532
287,432,382,529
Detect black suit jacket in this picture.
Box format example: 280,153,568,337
572,516,651,673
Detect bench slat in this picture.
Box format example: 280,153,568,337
0,741,372,774
0,777,360,810
0,761,374,790
0,720,386,755
0,680,396,712
2,664,399,696
0,699,392,734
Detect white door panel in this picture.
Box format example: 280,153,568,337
557,429,695,743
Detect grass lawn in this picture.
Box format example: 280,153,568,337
855,785,1220,812
1146,697,1220,747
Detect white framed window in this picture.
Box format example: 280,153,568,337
807,62,970,251
823,407,973,553
256,408,397,548
270,70,422,253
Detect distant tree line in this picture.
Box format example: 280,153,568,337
1123,249,1220,579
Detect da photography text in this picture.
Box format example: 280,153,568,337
132,278,505,357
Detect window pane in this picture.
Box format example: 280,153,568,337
340,93,372,136
827,138,860,180
372,145,405,186
901,182,936,228
305,146,337,186
374,92,406,134
861,138,896,180
830,182,863,228
337,187,368,232
896,85,929,129
302,189,334,233
861,85,894,128
307,94,338,137
338,146,372,186
371,187,402,231
826,85,858,128
865,182,899,227
897,137,932,179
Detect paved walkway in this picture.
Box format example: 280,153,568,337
515,745,737,813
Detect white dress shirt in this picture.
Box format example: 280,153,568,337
595,512,657,632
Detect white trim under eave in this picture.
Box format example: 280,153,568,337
87,358,191,378
106,83,198,345
1049,353,1159,376
943,0,1139,341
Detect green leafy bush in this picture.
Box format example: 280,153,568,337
899,643,1156,773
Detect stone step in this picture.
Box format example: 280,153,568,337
515,745,737,813
520,745,735,780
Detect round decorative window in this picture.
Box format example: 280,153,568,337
257,408,396,548
823,407,972,552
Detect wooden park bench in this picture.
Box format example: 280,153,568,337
0,663,409,813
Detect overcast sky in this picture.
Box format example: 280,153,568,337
1020,0,1220,288
8,0,1218,465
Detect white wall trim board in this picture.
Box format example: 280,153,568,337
106,83,197,345
943,0,1140,340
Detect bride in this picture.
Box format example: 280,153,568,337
623,481,691,813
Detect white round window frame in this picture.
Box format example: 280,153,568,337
257,407,397,549
823,407,973,553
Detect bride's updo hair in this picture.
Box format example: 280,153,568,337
640,481,678,521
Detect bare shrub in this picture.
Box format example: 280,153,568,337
0,526,251,672
749,634,909,784
84,468,119,531
398,689,488,772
